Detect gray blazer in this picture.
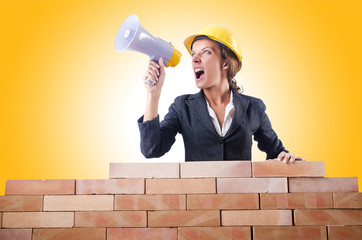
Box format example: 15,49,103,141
138,88,287,161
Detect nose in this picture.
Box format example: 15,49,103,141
192,53,200,63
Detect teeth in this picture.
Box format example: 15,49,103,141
194,68,204,80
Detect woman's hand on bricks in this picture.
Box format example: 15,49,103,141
276,151,306,164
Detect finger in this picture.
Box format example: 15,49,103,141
143,62,158,79
147,61,160,77
146,69,157,83
145,71,157,83
147,65,159,79
145,72,157,85
277,151,286,161
149,67,159,78
148,66,161,83
295,157,306,161
289,154,296,163
149,60,160,69
158,58,165,79
283,153,291,164
159,57,165,69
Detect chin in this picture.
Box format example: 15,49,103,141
195,77,207,89
195,80,205,89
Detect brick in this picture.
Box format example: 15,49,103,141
187,194,259,210
75,211,146,227
328,226,362,240
109,162,179,178
107,228,177,240
2,212,74,228
0,195,43,211
115,194,186,210
148,210,220,227
294,209,362,225
146,178,216,194
5,179,75,195
217,178,287,193
76,179,144,194
253,226,327,240
333,192,361,208
33,228,106,240
0,229,32,240
181,161,251,178
43,195,113,211
289,177,359,192
252,161,325,177
260,193,333,209
0,212,2,227
178,227,251,240
222,210,292,226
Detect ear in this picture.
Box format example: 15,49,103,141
222,60,229,70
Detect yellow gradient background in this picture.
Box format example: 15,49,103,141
1,0,361,194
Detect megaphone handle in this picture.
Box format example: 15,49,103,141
145,77,155,86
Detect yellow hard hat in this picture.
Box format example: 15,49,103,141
184,24,242,71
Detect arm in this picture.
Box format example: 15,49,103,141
253,100,305,163
138,102,181,158
138,58,181,158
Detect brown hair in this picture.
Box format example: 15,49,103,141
219,45,242,93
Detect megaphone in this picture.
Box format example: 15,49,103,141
115,14,182,86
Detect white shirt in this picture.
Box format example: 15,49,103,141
205,91,235,137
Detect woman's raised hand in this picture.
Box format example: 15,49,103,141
142,57,166,123
143,57,166,95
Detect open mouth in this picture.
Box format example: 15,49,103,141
195,68,205,80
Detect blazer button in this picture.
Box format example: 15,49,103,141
217,141,223,146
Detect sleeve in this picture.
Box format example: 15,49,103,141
253,100,288,160
137,101,182,158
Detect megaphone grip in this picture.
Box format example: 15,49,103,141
146,78,155,86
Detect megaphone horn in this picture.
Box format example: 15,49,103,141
115,14,182,86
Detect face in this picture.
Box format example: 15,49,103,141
191,39,228,90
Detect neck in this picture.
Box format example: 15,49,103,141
203,81,230,106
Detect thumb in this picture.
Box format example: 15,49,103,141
159,57,165,68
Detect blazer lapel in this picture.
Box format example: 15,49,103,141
186,90,219,137
224,89,249,138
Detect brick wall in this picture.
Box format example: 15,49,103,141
0,161,361,240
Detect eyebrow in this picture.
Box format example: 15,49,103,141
191,46,215,54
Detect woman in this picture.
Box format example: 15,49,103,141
138,24,304,163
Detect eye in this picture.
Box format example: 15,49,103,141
203,50,211,54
